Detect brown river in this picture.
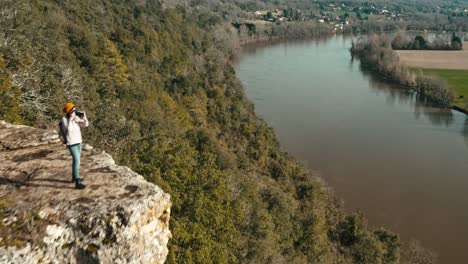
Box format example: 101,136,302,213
235,35,468,264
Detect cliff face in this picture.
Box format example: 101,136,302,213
0,121,171,264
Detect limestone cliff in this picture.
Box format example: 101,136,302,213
0,121,171,264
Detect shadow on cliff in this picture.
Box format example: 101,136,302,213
0,177,24,187
0,177,74,189
28,178,70,184
76,248,99,264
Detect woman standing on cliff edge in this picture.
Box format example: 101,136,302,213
60,102,88,190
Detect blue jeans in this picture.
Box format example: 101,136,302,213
68,143,82,181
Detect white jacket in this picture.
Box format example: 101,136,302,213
61,116,88,146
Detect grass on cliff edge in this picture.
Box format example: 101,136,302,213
411,68,468,110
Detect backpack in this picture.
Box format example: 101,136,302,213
58,120,68,145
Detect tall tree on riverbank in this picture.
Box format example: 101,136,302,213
451,32,463,50
0,53,22,124
414,36,427,50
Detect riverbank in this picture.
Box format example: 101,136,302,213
453,105,468,114
235,21,334,47
395,45,468,113
350,35,455,107
408,68,468,112
413,68,468,111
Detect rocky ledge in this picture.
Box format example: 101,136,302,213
0,121,171,264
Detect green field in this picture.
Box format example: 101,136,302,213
412,68,468,110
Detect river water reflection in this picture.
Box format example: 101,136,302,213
235,35,468,264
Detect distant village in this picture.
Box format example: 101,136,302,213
248,2,468,32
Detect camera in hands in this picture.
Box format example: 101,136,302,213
76,111,85,118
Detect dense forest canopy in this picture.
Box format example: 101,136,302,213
0,0,444,263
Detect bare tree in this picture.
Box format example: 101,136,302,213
401,239,438,264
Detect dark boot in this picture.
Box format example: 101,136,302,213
71,177,85,183
75,181,86,190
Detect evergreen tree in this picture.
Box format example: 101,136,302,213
0,53,22,123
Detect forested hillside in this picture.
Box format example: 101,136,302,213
0,0,416,263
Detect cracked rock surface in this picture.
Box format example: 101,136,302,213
0,121,171,264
